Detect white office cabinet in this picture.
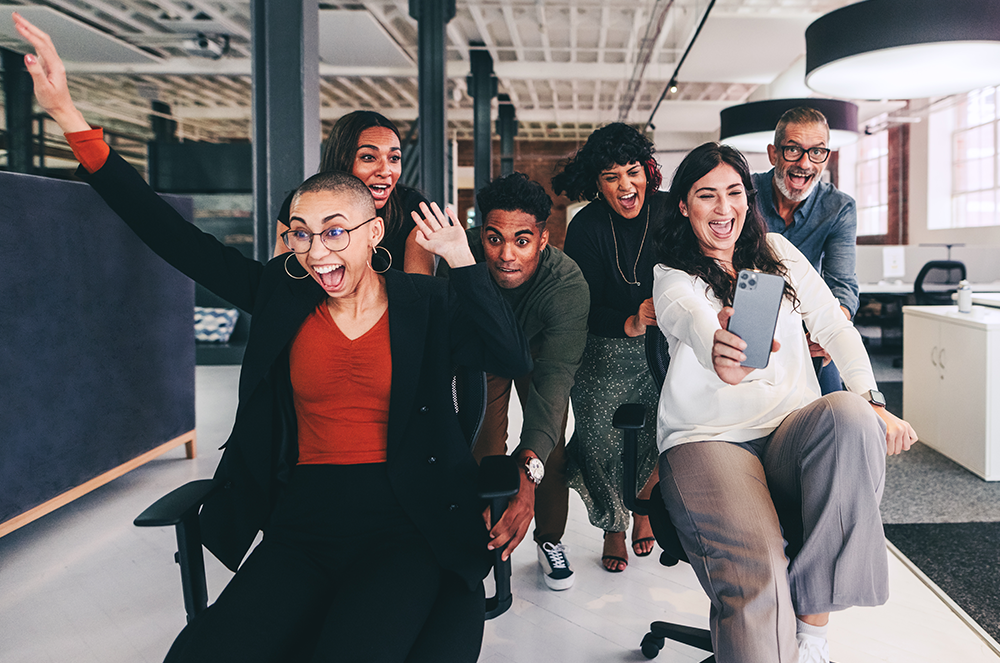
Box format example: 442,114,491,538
903,306,1000,480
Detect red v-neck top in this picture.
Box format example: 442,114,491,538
290,304,392,465
66,129,395,464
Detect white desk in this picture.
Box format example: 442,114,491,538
973,293,1000,308
903,305,1000,480
860,281,912,295
861,281,1000,296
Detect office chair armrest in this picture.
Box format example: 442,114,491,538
478,454,519,619
134,479,217,527
614,403,648,516
134,479,218,622
613,402,646,430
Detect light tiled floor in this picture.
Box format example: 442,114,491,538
0,366,997,662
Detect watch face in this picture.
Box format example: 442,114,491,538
869,389,887,407
525,457,545,483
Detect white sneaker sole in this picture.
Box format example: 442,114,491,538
539,566,575,590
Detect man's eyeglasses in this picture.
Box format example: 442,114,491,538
281,217,376,254
780,145,831,164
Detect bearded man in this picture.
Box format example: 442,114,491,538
752,106,860,395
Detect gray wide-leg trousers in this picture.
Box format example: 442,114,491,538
658,392,889,663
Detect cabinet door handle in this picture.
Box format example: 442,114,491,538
939,347,946,371
931,346,938,367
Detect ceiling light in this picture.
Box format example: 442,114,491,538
805,0,1000,100
719,98,859,154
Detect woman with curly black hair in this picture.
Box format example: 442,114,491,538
552,123,664,572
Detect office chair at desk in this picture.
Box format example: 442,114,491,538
134,365,520,629
914,260,966,305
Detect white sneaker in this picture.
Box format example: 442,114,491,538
796,632,830,663
537,542,574,590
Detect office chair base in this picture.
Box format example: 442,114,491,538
640,621,712,660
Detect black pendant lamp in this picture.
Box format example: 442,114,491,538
719,98,859,154
805,0,1000,100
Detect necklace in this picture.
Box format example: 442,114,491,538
609,205,649,287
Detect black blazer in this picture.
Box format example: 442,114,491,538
80,151,532,589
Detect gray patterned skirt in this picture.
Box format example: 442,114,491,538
566,333,659,533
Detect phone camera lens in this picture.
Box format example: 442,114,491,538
740,273,748,280
739,282,747,289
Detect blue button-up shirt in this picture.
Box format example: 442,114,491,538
752,169,860,316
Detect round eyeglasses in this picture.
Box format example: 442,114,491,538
281,217,376,254
780,145,831,164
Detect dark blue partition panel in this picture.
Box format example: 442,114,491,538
0,171,196,528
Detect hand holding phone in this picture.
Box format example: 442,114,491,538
727,270,785,370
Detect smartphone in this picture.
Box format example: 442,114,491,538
728,270,785,370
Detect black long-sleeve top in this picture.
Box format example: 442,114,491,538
563,192,666,337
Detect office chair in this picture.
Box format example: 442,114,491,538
914,260,966,306
135,364,520,626
618,327,827,660
617,327,714,661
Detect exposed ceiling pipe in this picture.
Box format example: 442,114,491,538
645,0,715,132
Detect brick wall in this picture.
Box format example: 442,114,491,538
457,139,586,249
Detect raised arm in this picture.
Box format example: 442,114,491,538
14,12,264,312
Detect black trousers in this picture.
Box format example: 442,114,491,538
164,464,485,663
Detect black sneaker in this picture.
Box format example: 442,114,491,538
537,541,574,590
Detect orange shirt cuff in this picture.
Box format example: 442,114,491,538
65,128,110,173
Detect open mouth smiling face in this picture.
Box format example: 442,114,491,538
287,191,382,298
353,126,402,210
598,161,648,220
769,121,830,204
680,163,749,263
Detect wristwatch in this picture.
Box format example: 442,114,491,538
523,456,545,485
864,389,887,408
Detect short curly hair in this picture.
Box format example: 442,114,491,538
476,172,552,229
551,123,662,201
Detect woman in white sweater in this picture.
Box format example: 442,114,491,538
649,143,917,663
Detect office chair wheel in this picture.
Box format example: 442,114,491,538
640,632,665,659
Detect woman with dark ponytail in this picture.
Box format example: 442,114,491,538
552,123,664,573
275,111,435,275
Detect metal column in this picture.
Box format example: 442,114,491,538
151,100,177,143
251,0,320,263
468,48,495,221
497,94,517,178
2,48,34,174
409,0,455,207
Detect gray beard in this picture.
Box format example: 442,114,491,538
774,169,817,203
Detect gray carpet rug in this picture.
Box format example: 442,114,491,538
876,380,1000,643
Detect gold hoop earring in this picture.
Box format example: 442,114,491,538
368,245,392,274
284,253,309,280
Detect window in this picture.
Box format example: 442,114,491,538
854,123,889,236
838,113,889,237
952,86,999,228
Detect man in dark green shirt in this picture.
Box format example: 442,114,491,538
468,173,590,591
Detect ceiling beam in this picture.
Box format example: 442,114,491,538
60,58,680,81
171,99,730,124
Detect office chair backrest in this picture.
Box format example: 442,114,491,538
914,260,966,305
644,325,670,389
